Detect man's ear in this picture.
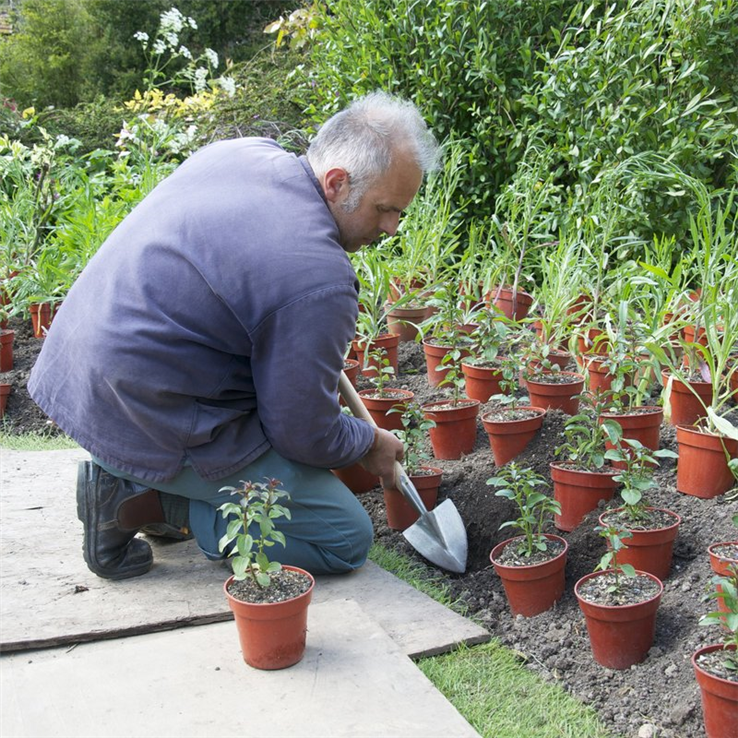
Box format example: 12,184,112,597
322,167,349,204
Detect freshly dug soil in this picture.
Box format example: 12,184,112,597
3,317,738,738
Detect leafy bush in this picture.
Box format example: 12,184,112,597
297,0,576,210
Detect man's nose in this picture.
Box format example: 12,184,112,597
380,212,401,237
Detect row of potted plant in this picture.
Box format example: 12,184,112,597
487,459,737,737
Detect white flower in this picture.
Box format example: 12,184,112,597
133,31,149,43
193,67,209,92
160,8,185,34
164,31,179,47
217,76,236,97
178,45,192,60
204,48,219,69
188,17,197,29
153,39,166,55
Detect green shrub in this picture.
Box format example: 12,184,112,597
297,0,576,210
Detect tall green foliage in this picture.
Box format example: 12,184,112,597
524,0,738,239
0,0,95,108
299,0,576,210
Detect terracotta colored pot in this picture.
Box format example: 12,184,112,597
692,644,738,738
663,372,712,426
343,359,360,388
0,328,14,372
386,304,428,343
526,372,585,416
598,508,681,580
461,361,504,403
0,382,10,419
331,463,379,495
490,534,569,617
30,302,55,338
481,406,546,466
676,425,738,499
487,286,533,322
576,328,609,360
388,277,429,303
224,566,314,670
550,463,619,531
575,569,663,670
683,323,708,347
422,399,480,460
585,356,633,396
358,388,414,432
422,339,472,388
708,542,738,576
599,406,664,469
383,466,442,531
352,333,400,378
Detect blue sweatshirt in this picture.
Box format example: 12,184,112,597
28,138,374,482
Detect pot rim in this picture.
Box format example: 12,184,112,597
598,506,682,533
691,643,738,686
481,406,546,427
600,405,664,418
490,533,568,570
526,370,585,386
224,565,315,608
574,568,664,609
707,541,738,564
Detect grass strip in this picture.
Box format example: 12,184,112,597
0,429,79,450
369,543,617,738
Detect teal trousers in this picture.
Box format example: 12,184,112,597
94,448,373,576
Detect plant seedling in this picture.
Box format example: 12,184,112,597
438,346,467,406
389,400,436,476
366,347,395,396
467,309,511,366
605,438,678,523
217,477,291,587
595,524,636,594
487,463,561,558
555,391,623,470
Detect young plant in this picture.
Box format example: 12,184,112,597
353,245,423,343
366,347,395,396
217,478,291,587
489,353,529,412
595,524,636,594
390,401,436,475
466,308,511,367
487,463,561,558
521,335,563,381
555,392,623,470
437,346,467,406
594,299,654,410
605,439,679,523
699,566,738,673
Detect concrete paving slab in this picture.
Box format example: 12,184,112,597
1,448,488,656
1,599,482,738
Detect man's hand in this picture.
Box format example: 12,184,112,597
358,427,404,489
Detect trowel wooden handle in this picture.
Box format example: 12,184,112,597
338,371,374,425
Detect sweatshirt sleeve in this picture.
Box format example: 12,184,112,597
249,283,374,469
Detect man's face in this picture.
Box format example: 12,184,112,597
324,151,423,253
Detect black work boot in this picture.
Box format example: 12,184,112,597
76,461,158,580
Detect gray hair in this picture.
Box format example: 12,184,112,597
306,91,440,209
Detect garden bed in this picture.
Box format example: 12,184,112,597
3,320,736,738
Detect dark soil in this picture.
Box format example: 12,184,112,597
3,317,738,738
226,568,313,604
